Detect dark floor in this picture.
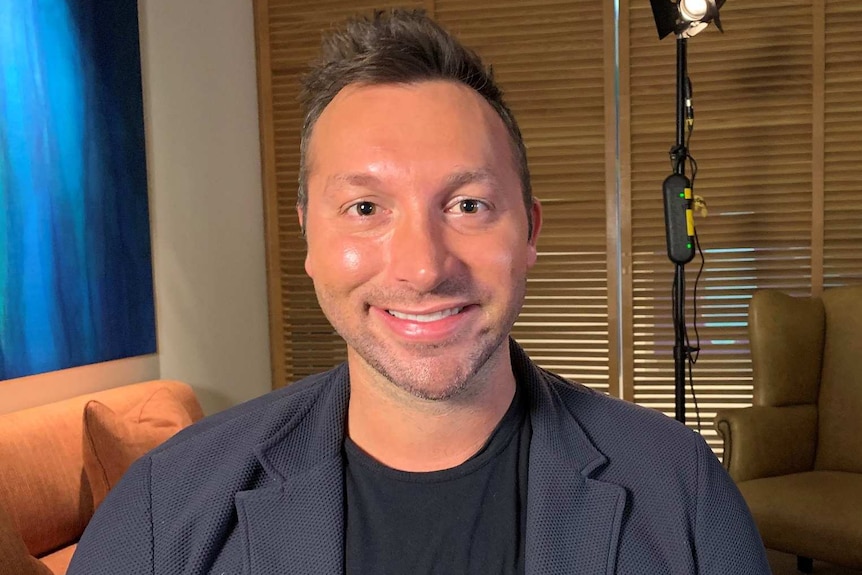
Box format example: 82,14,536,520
767,549,861,575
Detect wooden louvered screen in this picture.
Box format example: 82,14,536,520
623,0,862,456
256,1,862,454
825,1,862,286
255,0,615,394
254,0,425,386
434,1,615,394
625,0,816,456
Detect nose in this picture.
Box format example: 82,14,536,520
385,210,453,292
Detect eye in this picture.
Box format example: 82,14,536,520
454,198,486,214
460,199,479,214
350,201,377,216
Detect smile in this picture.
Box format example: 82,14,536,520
387,307,463,323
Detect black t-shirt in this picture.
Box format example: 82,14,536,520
344,388,530,575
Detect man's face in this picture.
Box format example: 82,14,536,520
301,80,541,401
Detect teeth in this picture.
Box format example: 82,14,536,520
388,307,463,322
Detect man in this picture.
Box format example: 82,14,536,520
69,9,769,574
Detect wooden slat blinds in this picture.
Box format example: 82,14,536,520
256,1,862,457
256,0,424,387
255,0,613,393
825,0,862,286
624,0,862,457
626,0,816,456
433,0,613,394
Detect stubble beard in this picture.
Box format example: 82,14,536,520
354,330,506,402
320,278,527,403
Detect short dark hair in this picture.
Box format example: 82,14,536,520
298,9,533,236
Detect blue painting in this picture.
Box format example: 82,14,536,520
0,0,156,380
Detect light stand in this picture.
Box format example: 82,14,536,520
667,37,694,425
650,0,725,423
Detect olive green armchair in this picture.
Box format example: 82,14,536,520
714,285,862,572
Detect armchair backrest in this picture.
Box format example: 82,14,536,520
748,285,862,474
814,285,862,473
749,289,825,407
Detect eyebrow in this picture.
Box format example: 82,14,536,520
325,172,383,191
443,168,499,192
325,168,499,194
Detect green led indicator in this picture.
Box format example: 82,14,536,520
679,193,685,198
687,243,692,249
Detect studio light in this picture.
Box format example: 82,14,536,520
650,0,725,39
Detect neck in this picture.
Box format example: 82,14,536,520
346,351,516,472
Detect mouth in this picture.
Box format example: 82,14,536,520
386,306,464,323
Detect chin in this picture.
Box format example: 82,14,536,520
392,374,474,402
360,335,508,402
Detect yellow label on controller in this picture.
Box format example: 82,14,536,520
685,187,694,235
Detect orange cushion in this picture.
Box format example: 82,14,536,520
82,387,193,508
0,504,53,575
37,544,76,575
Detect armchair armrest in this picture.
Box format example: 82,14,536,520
714,404,817,482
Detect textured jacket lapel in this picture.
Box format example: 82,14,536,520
232,344,627,575
235,366,350,575
514,341,627,575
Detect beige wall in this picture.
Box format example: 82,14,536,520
140,0,272,415
0,1,271,416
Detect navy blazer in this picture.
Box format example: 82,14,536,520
69,341,769,574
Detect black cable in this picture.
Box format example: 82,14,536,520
689,231,705,364
688,155,698,187
688,355,702,435
688,231,706,434
685,115,694,151
682,117,705,433
672,272,679,344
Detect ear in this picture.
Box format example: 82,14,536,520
297,206,314,278
297,204,306,236
526,198,542,268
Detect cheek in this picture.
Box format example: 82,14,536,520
467,239,520,282
489,248,515,271
308,238,378,288
487,231,533,269
341,245,363,274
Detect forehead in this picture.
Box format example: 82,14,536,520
306,81,517,187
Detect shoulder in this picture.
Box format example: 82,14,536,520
510,338,696,459
534,368,748,528
516,346,767,571
540,367,701,456
510,338,706,480
70,366,350,574
154,364,346,456
130,363,348,495
547,374,770,573
533,366,717,501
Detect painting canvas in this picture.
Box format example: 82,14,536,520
0,0,156,380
